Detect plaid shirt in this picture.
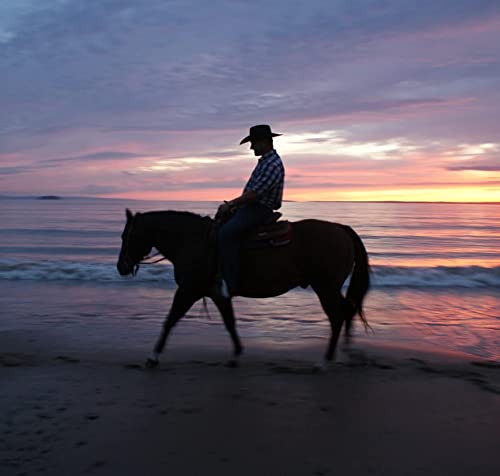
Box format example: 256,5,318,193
243,149,284,210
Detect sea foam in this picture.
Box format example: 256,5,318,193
1,259,499,289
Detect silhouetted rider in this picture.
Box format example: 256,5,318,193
216,124,285,297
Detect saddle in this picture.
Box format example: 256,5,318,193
205,211,292,291
244,212,292,248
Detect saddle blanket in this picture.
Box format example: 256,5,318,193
245,221,292,248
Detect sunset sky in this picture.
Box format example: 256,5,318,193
1,0,499,202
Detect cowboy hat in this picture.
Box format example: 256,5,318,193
240,124,282,145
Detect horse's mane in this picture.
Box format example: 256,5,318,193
141,210,213,232
143,210,206,220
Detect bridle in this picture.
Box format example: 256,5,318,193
121,214,167,276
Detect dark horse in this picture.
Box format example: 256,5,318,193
117,209,370,367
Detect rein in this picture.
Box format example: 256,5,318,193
131,253,168,276
140,252,167,265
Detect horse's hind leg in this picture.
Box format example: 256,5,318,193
313,286,347,362
211,295,243,361
146,287,199,368
342,298,357,345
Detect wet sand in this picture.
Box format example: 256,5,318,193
1,330,499,476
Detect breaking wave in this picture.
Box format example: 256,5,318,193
0,259,499,289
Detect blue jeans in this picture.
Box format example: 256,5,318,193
217,202,274,292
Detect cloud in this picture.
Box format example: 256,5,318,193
0,165,33,175
42,151,148,165
2,0,500,139
446,158,500,172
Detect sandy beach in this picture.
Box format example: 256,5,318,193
1,329,499,476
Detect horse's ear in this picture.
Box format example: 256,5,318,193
126,208,133,221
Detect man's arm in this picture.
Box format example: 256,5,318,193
227,190,258,208
216,190,257,220
225,159,283,210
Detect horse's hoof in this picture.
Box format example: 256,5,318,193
145,358,159,369
226,359,239,368
313,360,331,372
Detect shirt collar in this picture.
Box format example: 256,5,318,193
259,149,276,163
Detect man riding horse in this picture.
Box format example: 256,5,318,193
216,124,285,298
117,124,370,367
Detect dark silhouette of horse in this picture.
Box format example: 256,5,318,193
117,209,370,367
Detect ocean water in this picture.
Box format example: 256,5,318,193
1,197,499,360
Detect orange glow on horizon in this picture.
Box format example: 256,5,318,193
285,185,499,203
107,185,499,203
371,257,500,268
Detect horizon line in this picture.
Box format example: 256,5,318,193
1,195,499,205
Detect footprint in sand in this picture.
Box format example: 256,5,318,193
471,360,500,369
407,357,426,364
272,364,326,375
36,414,54,420
372,362,395,369
417,365,440,374
0,353,34,367
179,407,202,415
54,356,80,364
86,460,107,472
314,470,331,476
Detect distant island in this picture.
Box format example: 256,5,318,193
37,195,62,200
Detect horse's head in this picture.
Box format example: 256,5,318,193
117,209,153,276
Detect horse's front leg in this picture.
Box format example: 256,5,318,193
146,287,200,368
211,294,243,365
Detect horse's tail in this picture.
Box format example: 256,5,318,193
343,225,370,329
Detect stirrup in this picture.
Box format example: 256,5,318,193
220,279,230,298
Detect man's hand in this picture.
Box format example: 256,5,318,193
215,191,258,222
215,201,235,222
